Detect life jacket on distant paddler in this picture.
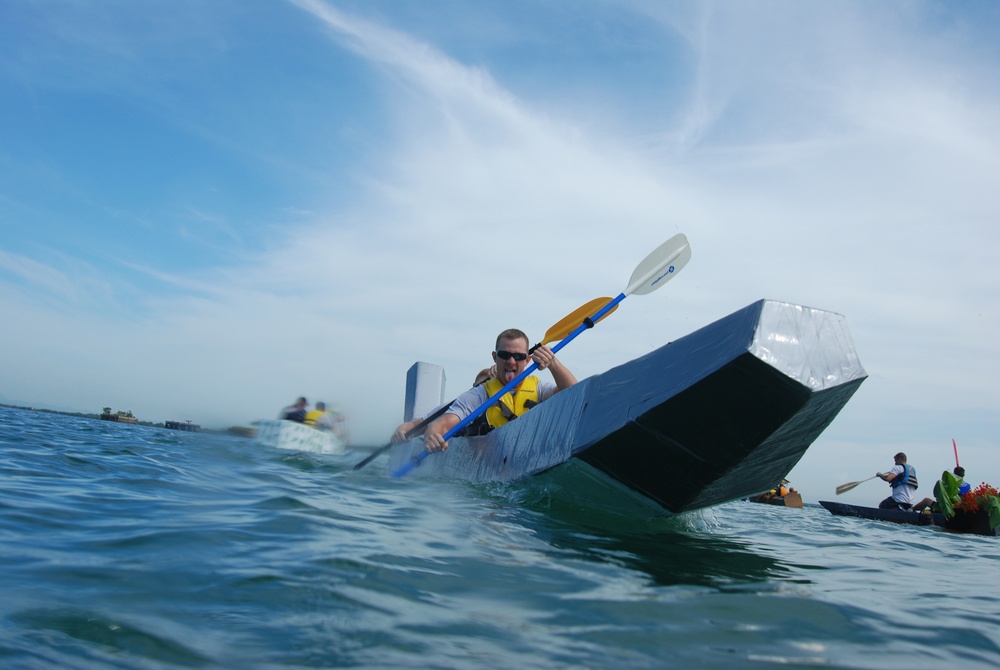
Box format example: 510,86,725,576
891,464,918,489
303,410,324,426
466,376,541,435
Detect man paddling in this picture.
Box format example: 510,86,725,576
422,328,577,452
876,452,919,510
390,368,493,444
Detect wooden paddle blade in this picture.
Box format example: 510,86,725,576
535,297,618,348
835,475,876,495
626,233,691,296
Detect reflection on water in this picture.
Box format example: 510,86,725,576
479,460,806,590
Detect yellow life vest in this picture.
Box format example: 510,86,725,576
482,376,541,429
303,410,324,426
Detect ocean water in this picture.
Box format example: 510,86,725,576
1,405,998,670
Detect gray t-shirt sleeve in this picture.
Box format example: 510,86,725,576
444,385,490,422
446,376,558,423
536,378,558,402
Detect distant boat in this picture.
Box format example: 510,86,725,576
389,299,867,515
748,491,803,509
100,413,138,425
941,508,1000,536
820,500,998,536
820,500,944,527
254,419,347,455
227,426,258,439
165,420,200,431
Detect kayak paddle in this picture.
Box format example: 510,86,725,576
393,232,692,478
351,403,452,471
528,297,618,353
354,298,619,471
835,475,878,495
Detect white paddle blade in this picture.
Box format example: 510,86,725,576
625,233,691,296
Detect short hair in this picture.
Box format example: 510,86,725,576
954,466,965,477
495,328,529,351
893,452,907,462
315,401,326,411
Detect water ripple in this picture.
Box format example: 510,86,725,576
2,405,999,668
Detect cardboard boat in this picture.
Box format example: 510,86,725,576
390,299,867,514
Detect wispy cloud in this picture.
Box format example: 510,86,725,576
0,250,82,302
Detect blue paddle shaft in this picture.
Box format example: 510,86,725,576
391,293,625,477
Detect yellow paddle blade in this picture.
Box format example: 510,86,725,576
535,297,619,349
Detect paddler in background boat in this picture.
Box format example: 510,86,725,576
876,452,919,510
390,368,493,444
422,328,578,452
304,401,347,439
912,465,971,512
776,479,796,497
279,397,309,423
755,479,797,502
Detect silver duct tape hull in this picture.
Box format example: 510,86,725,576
388,299,867,513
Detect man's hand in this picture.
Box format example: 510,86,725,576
423,413,460,452
423,430,447,452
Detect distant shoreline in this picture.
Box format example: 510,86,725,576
0,404,377,448
0,403,236,436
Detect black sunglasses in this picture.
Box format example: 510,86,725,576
495,350,528,361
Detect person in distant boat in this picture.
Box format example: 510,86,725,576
776,479,795,497
422,328,578,452
390,369,492,443
876,452,919,510
305,401,346,436
756,479,796,502
912,465,971,512
956,466,972,496
280,397,309,423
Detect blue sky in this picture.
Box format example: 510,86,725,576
2,0,998,502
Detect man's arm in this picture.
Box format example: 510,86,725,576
424,413,461,452
421,385,487,451
392,417,423,443
878,467,900,483
532,345,577,391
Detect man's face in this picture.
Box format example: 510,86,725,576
492,336,530,384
